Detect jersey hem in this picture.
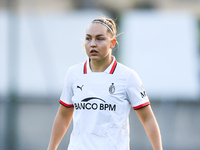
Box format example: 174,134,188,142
133,101,150,110
59,100,74,107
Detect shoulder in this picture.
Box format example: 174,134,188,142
67,62,85,74
63,62,85,82
116,62,139,78
116,62,142,86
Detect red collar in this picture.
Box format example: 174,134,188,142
83,58,117,74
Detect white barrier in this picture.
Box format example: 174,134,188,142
0,10,110,98
119,11,199,101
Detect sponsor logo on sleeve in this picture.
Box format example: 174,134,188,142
140,91,147,98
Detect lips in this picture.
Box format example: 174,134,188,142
90,50,98,54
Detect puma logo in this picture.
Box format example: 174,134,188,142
77,85,84,91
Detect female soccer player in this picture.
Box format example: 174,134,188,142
48,17,163,150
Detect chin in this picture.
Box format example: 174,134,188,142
89,56,100,61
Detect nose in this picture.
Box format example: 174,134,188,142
90,39,96,47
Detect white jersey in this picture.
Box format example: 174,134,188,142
60,56,150,150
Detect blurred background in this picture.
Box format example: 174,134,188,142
0,0,200,149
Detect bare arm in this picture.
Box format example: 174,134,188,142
135,105,162,150
47,105,74,150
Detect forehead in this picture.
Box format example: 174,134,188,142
86,23,109,36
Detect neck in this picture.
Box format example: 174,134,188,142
90,55,113,72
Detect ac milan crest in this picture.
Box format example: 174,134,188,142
109,83,115,94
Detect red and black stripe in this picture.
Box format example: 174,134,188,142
59,100,74,107
133,101,150,110
83,61,87,74
109,59,117,74
83,59,117,74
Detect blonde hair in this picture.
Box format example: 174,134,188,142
92,17,118,39
82,16,120,51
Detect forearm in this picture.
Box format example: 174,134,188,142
48,106,73,150
143,116,162,150
47,115,69,150
136,106,162,150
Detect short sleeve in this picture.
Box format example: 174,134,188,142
126,70,150,110
59,68,74,107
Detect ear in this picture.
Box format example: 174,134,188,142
110,39,117,49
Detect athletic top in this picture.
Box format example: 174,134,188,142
60,56,150,150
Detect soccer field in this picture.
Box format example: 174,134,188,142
0,99,200,150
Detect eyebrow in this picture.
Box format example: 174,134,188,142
86,34,105,37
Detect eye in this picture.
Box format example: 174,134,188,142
86,37,91,41
97,38,104,40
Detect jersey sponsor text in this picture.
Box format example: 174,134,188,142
74,97,116,111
